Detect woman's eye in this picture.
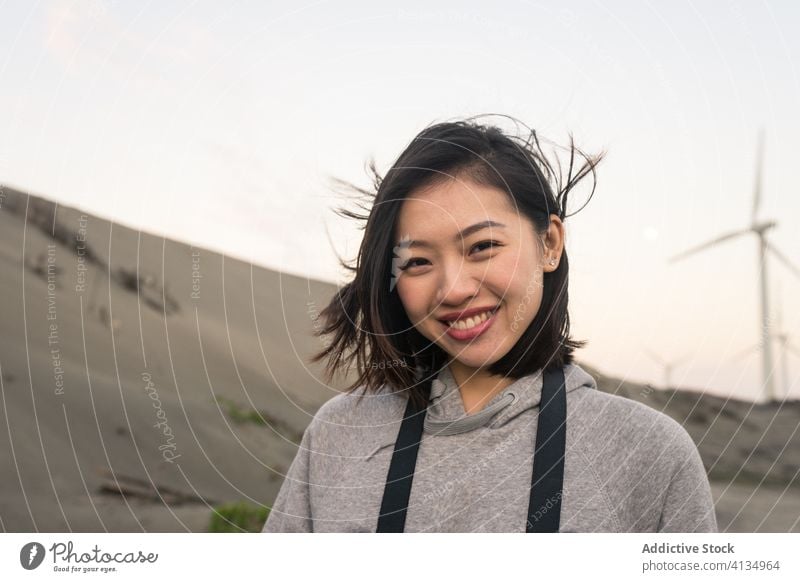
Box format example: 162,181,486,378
471,240,501,253
399,242,501,271
399,258,429,271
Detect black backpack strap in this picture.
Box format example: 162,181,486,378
376,391,427,533
526,366,567,532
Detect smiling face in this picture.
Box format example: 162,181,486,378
393,174,564,373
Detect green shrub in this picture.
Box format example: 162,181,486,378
208,501,270,532
215,396,266,425
212,395,303,443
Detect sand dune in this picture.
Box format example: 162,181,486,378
0,185,797,532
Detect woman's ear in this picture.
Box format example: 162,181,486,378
543,214,565,272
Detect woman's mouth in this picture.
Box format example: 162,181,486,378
439,305,500,341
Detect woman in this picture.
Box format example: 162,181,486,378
263,116,718,533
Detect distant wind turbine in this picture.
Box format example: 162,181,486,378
644,348,690,389
731,292,800,400
773,292,800,400
669,130,800,402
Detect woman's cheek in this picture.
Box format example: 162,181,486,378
397,279,426,327
504,267,544,330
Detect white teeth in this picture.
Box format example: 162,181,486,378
448,308,496,330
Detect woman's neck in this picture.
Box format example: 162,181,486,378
447,361,515,415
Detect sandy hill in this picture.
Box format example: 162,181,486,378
0,185,797,532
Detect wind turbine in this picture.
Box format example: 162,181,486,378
669,130,800,402
731,297,799,400
644,348,690,390
772,291,800,400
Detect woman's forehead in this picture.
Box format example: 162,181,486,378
398,179,518,223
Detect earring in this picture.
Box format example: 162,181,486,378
548,257,557,266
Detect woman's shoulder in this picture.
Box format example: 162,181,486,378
572,387,702,472
577,385,694,437
290,385,409,461
570,386,715,532
304,384,408,442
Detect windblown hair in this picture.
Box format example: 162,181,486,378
310,114,604,410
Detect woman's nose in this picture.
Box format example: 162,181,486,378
435,261,482,305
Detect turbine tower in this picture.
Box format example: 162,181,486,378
669,130,800,402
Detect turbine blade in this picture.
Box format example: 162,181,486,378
668,229,750,263
752,129,765,222
644,348,666,366
766,241,800,279
673,354,692,366
732,343,760,361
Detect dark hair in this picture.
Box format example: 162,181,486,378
310,114,604,410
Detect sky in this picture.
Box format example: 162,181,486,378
1,0,799,401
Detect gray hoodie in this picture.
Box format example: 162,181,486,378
263,363,718,532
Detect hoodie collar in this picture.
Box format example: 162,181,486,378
424,363,596,434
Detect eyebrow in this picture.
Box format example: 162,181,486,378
396,220,506,250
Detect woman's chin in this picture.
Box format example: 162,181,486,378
425,326,510,368
444,349,506,370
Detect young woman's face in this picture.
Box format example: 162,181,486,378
394,175,564,371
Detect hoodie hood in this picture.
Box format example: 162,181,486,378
424,363,597,434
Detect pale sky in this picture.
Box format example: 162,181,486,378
1,0,799,401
